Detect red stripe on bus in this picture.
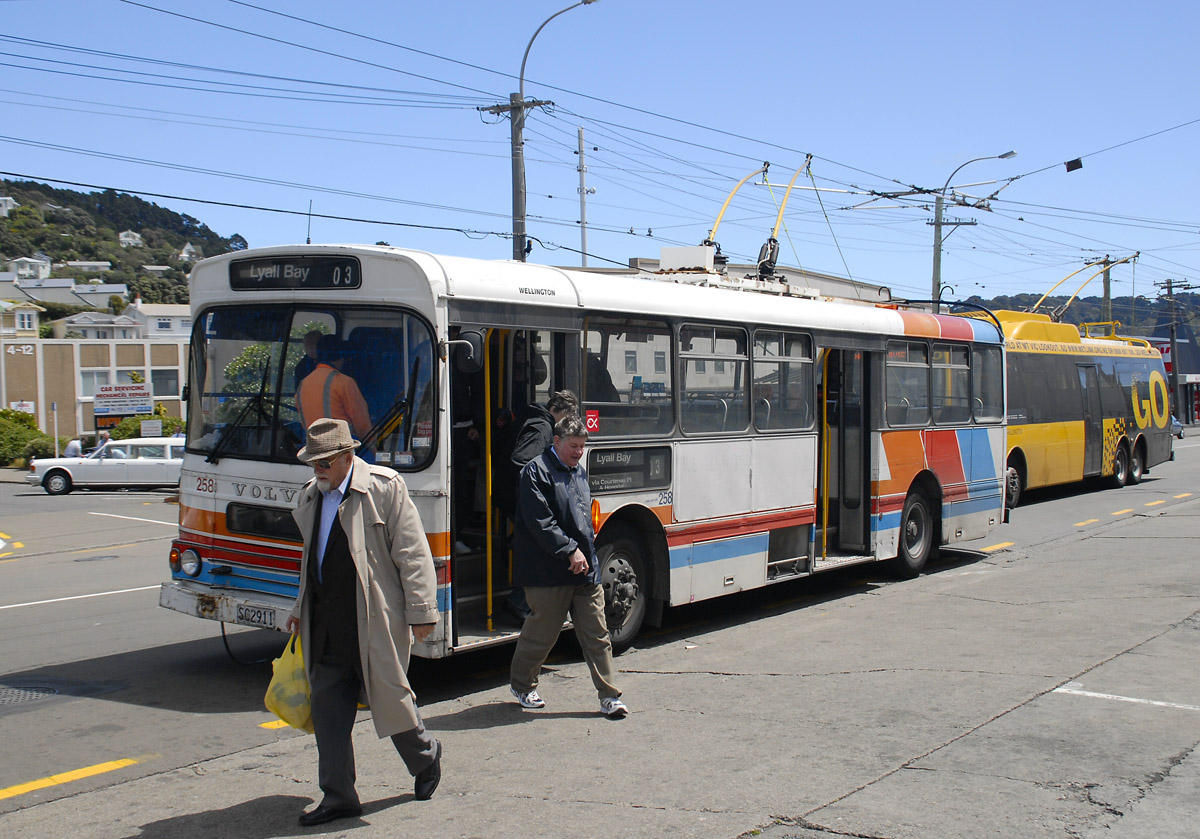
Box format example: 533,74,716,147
662,507,817,546
924,429,967,485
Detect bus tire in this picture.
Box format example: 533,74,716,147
43,470,73,495
1128,442,1144,485
1109,444,1130,488
596,528,647,655
1005,463,1024,509
890,490,934,578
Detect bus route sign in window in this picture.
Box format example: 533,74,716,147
229,256,361,290
588,446,671,494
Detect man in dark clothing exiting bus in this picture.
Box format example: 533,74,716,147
495,390,579,621
508,414,628,718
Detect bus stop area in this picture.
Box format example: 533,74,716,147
4,501,1200,839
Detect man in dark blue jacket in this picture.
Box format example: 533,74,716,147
495,390,579,622
508,414,628,717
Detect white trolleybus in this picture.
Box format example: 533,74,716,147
160,244,1008,656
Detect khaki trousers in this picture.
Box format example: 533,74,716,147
509,583,621,700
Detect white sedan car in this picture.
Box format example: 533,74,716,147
27,437,184,495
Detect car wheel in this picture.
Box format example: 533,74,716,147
43,470,73,495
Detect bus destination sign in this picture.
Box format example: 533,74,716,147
229,256,361,290
587,446,671,494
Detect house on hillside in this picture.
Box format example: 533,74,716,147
63,260,112,274
4,275,128,309
72,281,128,309
0,300,45,337
119,230,144,247
7,254,52,280
123,297,191,338
141,265,171,277
179,242,201,262
56,310,140,340
0,197,18,217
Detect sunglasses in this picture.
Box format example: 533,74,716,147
311,457,337,469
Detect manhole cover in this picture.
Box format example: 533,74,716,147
0,686,60,705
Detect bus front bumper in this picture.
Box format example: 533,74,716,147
159,580,295,632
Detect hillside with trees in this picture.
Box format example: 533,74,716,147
0,178,247,304
962,292,1200,337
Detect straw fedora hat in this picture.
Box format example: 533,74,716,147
297,418,360,463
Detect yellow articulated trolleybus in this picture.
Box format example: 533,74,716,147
160,244,1008,657
998,310,1174,507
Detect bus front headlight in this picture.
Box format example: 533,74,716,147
180,549,203,577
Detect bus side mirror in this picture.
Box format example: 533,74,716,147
448,330,484,374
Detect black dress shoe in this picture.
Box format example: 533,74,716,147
298,803,363,827
414,739,442,800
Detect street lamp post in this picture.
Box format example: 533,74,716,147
505,0,598,262
931,150,1016,312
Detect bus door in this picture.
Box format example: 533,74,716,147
448,326,564,640
1077,364,1102,476
820,348,872,555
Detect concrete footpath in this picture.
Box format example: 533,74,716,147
3,497,1199,838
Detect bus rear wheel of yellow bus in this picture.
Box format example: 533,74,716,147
1109,444,1131,489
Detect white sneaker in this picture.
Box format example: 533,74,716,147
510,686,545,709
599,696,628,718
454,540,471,555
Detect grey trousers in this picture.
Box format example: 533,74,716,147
309,654,437,809
509,583,621,700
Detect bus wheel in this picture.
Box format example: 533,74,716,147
1109,444,1130,488
890,491,934,578
1128,443,1144,485
1005,464,1024,509
597,529,647,654
43,470,73,495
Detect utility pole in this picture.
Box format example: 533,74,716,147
480,1,599,263
1096,254,1114,323
577,128,595,268
1167,278,1181,416
484,93,551,262
928,198,976,313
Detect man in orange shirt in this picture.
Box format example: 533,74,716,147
297,335,373,447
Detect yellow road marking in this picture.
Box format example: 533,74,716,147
1145,500,1166,507
1112,509,1134,515
1074,519,1100,527
0,758,139,800
260,719,291,730
11,542,22,548
1174,493,1193,499
982,542,1014,552
0,532,9,539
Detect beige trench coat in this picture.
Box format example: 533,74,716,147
289,456,439,737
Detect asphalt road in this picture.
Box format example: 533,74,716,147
0,445,1198,838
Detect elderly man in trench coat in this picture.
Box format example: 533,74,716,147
285,418,442,827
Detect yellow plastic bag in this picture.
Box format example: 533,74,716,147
264,633,314,733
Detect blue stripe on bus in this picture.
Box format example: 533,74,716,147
968,318,1002,343
174,566,300,599
875,492,1002,532
958,427,998,486
669,532,770,569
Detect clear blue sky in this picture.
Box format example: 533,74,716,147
2,0,1197,304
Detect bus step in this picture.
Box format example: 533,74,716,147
767,557,810,579
812,554,875,572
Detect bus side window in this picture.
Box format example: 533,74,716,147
582,317,674,436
